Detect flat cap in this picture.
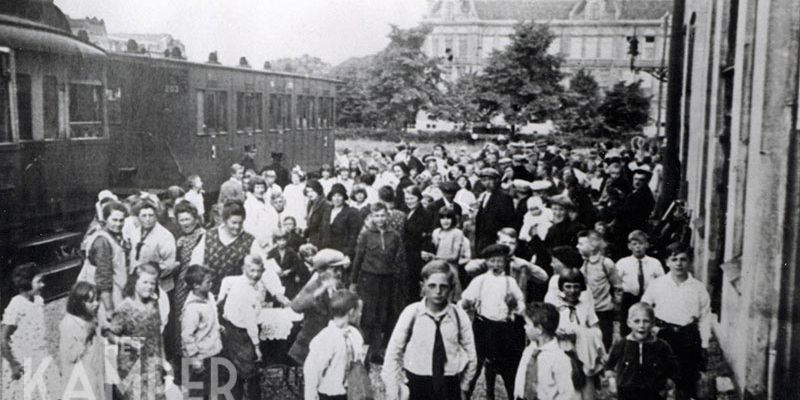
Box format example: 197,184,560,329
477,167,501,179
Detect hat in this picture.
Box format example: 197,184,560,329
512,154,527,162
440,181,459,195
498,157,512,165
312,249,350,270
529,180,553,192
550,246,584,270
632,164,653,177
244,144,257,152
477,167,501,179
423,154,438,163
327,183,349,201
264,170,277,177
97,189,118,202
512,179,532,194
548,193,575,209
526,196,545,210
481,244,510,259
271,151,283,159
305,179,324,197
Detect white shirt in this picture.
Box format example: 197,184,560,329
514,339,580,400
641,272,712,348
183,190,205,219
283,183,308,230
615,255,665,296
304,322,365,399
218,275,265,345
460,271,525,321
243,193,280,249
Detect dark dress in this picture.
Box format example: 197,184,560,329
403,206,433,304
474,190,516,252
203,227,256,295
321,206,361,259
167,226,205,364
395,176,414,212
109,298,165,400
305,197,332,249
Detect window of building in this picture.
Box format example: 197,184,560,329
308,96,316,129
296,95,307,129
68,83,103,138
269,93,292,131
431,37,440,57
236,92,263,132
569,36,583,59
0,67,10,143
583,37,599,59
547,37,561,55
445,37,454,58
459,37,468,60
16,74,32,141
599,37,614,59
644,35,657,59
43,76,59,139
196,89,228,134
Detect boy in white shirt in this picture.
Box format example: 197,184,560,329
304,289,365,400
514,302,579,400
614,230,664,335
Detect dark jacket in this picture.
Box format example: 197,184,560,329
474,190,516,252
289,276,334,364
395,176,414,212
605,335,677,391
285,230,305,252
403,206,433,296
351,225,405,280
305,197,332,249
512,195,530,232
267,246,308,299
321,206,361,259
618,186,656,236
545,219,586,249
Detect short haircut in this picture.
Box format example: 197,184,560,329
102,201,128,220
123,262,161,299
420,260,456,288
248,176,267,192
360,173,376,186
378,185,395,203
132,199,159,216
628,230,649,244
174,200,200,221
403,185,423,199
221,200,246,221
437,205,459,222
666,241,693,259
282,215,297,224
186,174,201,188
243,254,264,269
272,229,288,241
230,164,243,175
298,243,318,260
351,185,368,200
370,202,388,214
66,281,97,321
627,302,655,321
329,289,361,317
184,265,213,289
497,227,518,240
557,267,587,292
577,230,603,242
392,162,409,176
12,262,41,292
525,302,560,336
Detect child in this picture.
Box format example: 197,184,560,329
604,302,676,400
269,229,307,299
546,268,606,400
615,230,664,336
422,205,471,298
60,281,104,400
304,290,365,400
544,246,594,306
576,230,621,350
1,263,59,400
180,265,223,400
641,242,710,400
282,215,306,252
382,260,477,400
106,261,167,400
514,302,578,400
217,254,267,400
460,244,527,400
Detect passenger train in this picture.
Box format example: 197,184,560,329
0,1,338,307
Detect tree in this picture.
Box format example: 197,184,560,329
266,54,332,76
554,68,604,136
598,80,651,137
476,21,564,127
365,25,443,131
331,55,377,127
126,39,139,53
430,72,483,128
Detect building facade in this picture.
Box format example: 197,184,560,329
420,0,673,134
68,17,186,58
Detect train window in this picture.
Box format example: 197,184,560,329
16,74,32,141
0,70,9,142
236,92,263,133
296,95,307,130
308,97,317,129
198,90,228,135
281,94,292,131
43,76,59,139
68,83,103,139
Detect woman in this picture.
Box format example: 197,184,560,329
60,282,104,399
393,162,414,212
190,201,261,294
243,176,280,251
454,174,477,216
402,185,433,305
304,179,332,249
169,201,205,363
283,168,308,231
322,183,361,259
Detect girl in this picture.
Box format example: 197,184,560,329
60,281,104,399
106,262,167,400
181,265,223,400
546,268,606,400
422,205,471,299
1,263,60,400
283,167,309,231
382,261,477,400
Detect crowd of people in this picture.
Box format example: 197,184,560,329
0,137,711,400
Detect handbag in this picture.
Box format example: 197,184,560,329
346,360,374,400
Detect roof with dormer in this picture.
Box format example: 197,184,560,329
425,0,671,22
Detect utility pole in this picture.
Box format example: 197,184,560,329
657,0,685,215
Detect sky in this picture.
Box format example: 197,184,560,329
57,0,429,66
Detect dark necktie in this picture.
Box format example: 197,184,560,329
637,259,645,298
342,330,354,387
428,314,447,397
523,349,540,400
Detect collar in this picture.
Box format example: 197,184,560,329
624,332,658,343
587,254,603,263
539,338,560,351
668,271,693,286
420,300,452,319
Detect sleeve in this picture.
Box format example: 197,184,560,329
90,236,115,293
584,303,600,327
217,278,232,304
261,266,286,297
346,211,359,259
459,275,482,304
605,258,623,288
180,305,200,359
351,230,368,284
525,261,549,283
604,340,624,372
58,319,86,365
158,232,178,279
640,282,656,306
189,234,206,266
303,333,331,400
458,236,472,266
457,307,478,391
381,306,415,397
0,298,21,326
698,285,712,348
290,276,322,313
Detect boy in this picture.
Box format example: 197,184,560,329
615,230,664,335
180,265,222,399
514,302,577,400
268,229,307,299
281,216,306,252
304,289,365,400
641,242,710,400
605,302,676,400
576,230,621,350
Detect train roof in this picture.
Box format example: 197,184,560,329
108,51,343,85
0,13,105,58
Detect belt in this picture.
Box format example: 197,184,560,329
655,318,698,333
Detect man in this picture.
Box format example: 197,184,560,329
269,152,290,188
474,167,516,252
511,179,532,232
616,166,656,239
427,180,463,224
241,145,258,174
218,164,245,205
